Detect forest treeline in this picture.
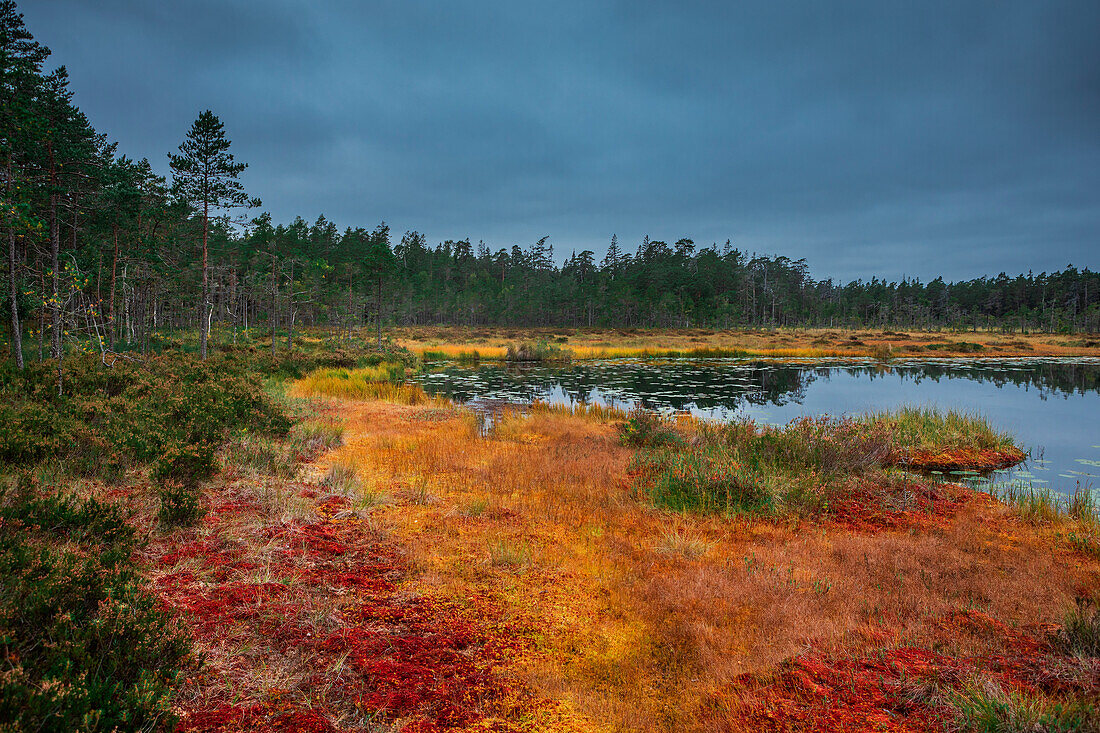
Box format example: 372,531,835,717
3,1,1098,370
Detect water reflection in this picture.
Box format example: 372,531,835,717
414,357,1100,497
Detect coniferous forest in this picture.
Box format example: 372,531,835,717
3,0,1098,372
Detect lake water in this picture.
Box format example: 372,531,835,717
415,357,1100,498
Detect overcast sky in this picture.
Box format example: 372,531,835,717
21,0,1100,281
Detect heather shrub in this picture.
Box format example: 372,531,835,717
0,355,291,485
0,489,191,731
156,481,203,527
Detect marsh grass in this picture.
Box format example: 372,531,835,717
322,459,361,495
289,419,344,455
948,677,1099,732
530,399,628,422
462,497,491,517
294,365,443,405
223,435,298,479
629,415,893,516
654,527,715,559
1052,597,1100,657
862,406,1015,452
991,483,1098,527
506,340,567,362
488,538,531,568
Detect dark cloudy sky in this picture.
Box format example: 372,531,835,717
21,0,1100,281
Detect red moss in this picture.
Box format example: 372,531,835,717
707,609,1097,732
149,478,547,732
827,481,973,533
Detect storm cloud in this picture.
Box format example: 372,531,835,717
23,0,1100,280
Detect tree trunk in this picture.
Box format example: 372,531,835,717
286,260,294,350
6,156,23,369
270,253,278,358
7,223,22,369
47,142,61,362
376,273,383,349
200,197,209,359
49,191,60,361
109,222,119,349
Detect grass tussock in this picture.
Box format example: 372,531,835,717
948,678,1099,733
1052,596,1100,657
488,538,531,568
223,434,298,479
506,340,568,362
289,418,344,455
992,484,1098,527
322,459,361,495
863,406,1016,453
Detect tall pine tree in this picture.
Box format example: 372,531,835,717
169,110,257,359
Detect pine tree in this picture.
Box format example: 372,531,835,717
361,222,395,347
1,0,49,368
169,110,258,359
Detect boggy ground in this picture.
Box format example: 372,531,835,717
390,325,1100,360
146,390,1096,731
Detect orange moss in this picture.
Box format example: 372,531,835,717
900,446,1026,472
310,396,1098,731
123,379,1099,732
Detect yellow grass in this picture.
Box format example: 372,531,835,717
393,325,1100,362
303,389,1099,731
290,366,447,405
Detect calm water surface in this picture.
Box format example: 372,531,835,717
415,357,1100,498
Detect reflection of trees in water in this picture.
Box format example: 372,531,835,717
418,361,819,411
846,361,1100,399
418,359,1100,412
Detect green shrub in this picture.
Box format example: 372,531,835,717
152,441,217,487
0,355,291,484
0,490,191,731
156,481,204,527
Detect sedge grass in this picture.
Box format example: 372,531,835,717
860,406,1015,452
293,365,444,405
530,399,629,422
